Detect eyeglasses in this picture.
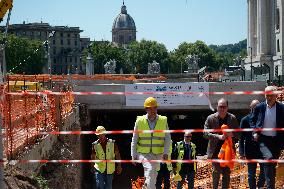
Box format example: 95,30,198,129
218,106,227,109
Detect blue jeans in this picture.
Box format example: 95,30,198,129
247,163,265,189
94,172,113,189
177,171,194,189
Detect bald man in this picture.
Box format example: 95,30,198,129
239,100,265,189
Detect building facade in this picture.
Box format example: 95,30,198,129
245,0,284,81
112,2,136,46
1,22,90,74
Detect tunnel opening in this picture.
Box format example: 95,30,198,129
81,109,247,189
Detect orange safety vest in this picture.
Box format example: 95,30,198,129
218,124,235,170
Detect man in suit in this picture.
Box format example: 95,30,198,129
203,98,239,189
239,99,265,189
250,86,284,189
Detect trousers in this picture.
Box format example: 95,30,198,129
139,153,162,189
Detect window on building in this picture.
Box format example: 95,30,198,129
53,58,56,64
276,8,280,30
75,40,77,46
60,32,63,37
61,39,64,45
53,48,57,55
65,58,67,63
128,36,132,41
67,39,71,45
74,34,77,38
53,40,56,45
67,33,70,38
70,57,72,62
277,39,281,52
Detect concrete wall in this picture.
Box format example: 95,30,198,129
15,106,79,172
74,81,266,111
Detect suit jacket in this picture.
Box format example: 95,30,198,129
250,101,284,147
203,112,239,159
239,114,262,159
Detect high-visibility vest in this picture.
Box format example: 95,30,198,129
157,140,173,171
93,139,116,174
176,141,197,172
136,115,167,154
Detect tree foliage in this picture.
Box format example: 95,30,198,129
88,41,127,74
87,39,247,74
2,34,46,74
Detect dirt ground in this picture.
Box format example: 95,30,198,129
4,123,81,189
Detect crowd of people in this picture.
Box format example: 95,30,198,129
91,86,284,189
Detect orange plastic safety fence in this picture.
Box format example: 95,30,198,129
1,85,74,158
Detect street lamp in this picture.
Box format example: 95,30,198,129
249,46,253,81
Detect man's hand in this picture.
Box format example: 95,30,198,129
116,166,122,175
218,134,226,140
162,154,168,160
253,133,259,141
132,155,138,166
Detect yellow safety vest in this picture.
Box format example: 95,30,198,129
136,115,167,155
157,140,173,171
93,139,116,174
176,141,197,173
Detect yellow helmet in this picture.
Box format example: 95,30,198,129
96,126,106,135
173,173,182,182
144,97,158,108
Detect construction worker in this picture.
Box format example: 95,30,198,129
156,140,173,189
131,97,171,189
172,132,197,189
92,126,122,189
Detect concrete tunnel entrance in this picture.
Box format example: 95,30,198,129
80,109,247,189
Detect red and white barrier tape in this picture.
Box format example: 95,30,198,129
3,159,284,164
39,128,284,135
6,90,284,96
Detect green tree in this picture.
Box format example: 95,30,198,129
169,40,218,72
88,41,128,74
2,34,46,74
127,39,169,74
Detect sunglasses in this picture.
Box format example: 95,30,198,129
184,135,192,138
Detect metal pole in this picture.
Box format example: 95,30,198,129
250,47,253,81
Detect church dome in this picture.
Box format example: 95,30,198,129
112,3,136,30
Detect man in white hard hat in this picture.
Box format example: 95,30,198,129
131,97,171,189
92,126,122,189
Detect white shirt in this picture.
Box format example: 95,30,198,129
262,102,277,136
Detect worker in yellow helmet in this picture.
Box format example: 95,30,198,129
92,126,122,189
131,97,171,189
172,132,197,189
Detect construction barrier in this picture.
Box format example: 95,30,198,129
0,82,74,158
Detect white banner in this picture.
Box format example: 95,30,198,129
125,83,209,106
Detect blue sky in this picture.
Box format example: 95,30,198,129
4,0,247,51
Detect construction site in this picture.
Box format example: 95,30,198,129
0,74,284,189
